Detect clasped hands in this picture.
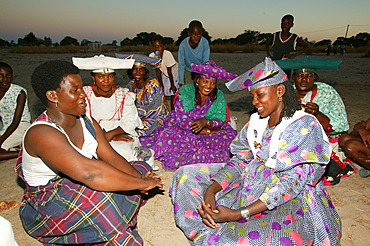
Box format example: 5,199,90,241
140,171,164,195
196,190,242,229
190,119,208,134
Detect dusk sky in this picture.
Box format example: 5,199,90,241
2,0,370,44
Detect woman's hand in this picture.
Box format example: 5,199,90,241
302,102,320,116
112,133,134,142
190,119,208,134
144,171,162,182
139,173,164,195
169,84,177,94
196,182,222,228
197,201,242,228
358,129,370,148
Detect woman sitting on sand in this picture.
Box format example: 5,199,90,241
0,62,31,160
140,61,237,170
122,54,169,136
277,56,354,185
170,58,341,245
72,55,155,167
16,60,163,245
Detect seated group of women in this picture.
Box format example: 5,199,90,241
14,54,365,245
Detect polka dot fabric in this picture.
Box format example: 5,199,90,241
170,113,341,245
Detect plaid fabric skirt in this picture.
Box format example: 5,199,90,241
19,161,150,245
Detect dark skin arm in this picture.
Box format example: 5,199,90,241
265,36,273,58
190,118,209,133
0,91,26,148
167,66,177,94
155,68,164,91
104,126,134,142
354,118,370,147
196,181,268,228
93,119,146,177
25,122,163,193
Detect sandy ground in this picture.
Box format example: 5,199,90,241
0,51,369,245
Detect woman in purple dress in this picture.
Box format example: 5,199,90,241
140,61,237,170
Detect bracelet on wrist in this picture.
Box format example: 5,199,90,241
206,120,211,128
240,207,250,219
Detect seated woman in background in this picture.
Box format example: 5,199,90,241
170,57,341,245
339,117,370,178
119,54,169,136
16,60,163,245
277,56,354,185
72,55,155,167
140,61,237,170
0,62,31,160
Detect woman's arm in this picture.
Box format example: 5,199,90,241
25,123,162,192
92,118,142,177
167,67,177,94
0,91,26,146
155,68,164,90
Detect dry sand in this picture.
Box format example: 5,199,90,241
0,51,369,245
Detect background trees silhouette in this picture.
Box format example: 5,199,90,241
1,30,369,49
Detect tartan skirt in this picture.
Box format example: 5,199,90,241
19,161,150,245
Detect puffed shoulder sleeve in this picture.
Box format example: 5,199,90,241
272,115,331,173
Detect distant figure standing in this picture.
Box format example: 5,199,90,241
339,45,345,57
178,20,210,85
265,14,309,77
326,44,332,56
149,36,179,109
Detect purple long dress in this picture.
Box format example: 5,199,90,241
140,96,237,170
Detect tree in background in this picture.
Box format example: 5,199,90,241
120,32,174,46
60,36,79,46
43,37,52,46
17,32,38,46
0,38,11,47
314,39,332,47
132,32,159,46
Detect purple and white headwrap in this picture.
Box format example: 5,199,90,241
191,60,237,80
225,57,288,91
115,53,161,67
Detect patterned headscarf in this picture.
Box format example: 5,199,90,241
191,60,237,80
115,53,161,67
225,57,288,91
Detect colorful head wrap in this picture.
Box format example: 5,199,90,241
275,56,342,74
72,55,135,73
190,60,237,80
225,57,288,92
115,53,161,67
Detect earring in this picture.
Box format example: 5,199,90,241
278,97,282,102
196,83,199,86
55,101,58,108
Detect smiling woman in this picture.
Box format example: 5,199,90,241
73,55,155,166
15,60,163,245
140,61,237,170
170,57,341,245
